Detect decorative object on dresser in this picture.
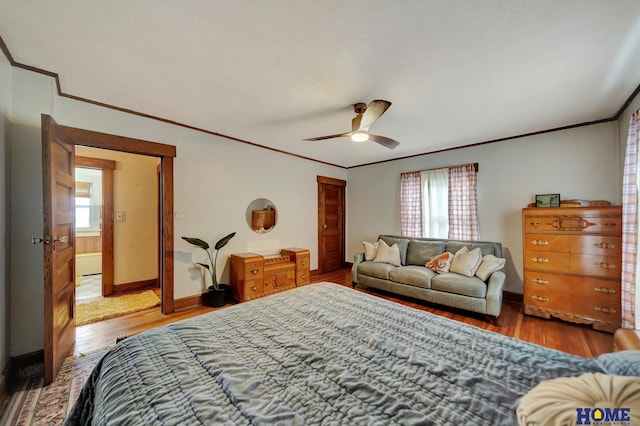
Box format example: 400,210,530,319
230,248,311,302
522,202,621,332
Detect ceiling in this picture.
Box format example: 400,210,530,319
1,1,640,168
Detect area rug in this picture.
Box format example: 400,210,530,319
76,289,160,325
0,348,109,425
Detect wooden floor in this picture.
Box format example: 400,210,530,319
73,267,614,358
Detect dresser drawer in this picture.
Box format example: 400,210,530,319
296,254,310,270
523,283,573,311
523,214,621,233
572,254,621,278
524,251,571,272
571,235,621,256
243,261,263,278
296,270,310,285
263,268,295,295
523,234,570,253
243,279,263,301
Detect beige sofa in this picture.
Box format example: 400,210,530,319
352,235,506,320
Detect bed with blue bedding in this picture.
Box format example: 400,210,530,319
65,282,639,425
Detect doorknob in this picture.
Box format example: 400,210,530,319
54,236,69,243
32,236,51,244
323,224,327,229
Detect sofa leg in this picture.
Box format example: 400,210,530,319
486,315,499,326
351,282,357,289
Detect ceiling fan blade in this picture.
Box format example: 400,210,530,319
368,134,400,149
303,132,351,141
359,100,392,131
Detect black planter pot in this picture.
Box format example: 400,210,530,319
204,287,226,308
218,284,231,303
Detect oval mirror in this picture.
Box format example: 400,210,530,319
246,198,277,233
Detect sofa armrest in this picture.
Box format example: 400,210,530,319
485,270,505,317
352,252,365,285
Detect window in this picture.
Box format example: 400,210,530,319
75,181,92,229
400,163,479,240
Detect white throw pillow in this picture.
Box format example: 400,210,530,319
373,239,402,266
450,246,482,277
475,254,506,281
362,240,380,261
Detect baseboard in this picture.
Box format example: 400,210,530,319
503,290,523,304
174,294,203,310
5,350,44,392
113,278,158,293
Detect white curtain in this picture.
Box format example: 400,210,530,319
420,168,449,238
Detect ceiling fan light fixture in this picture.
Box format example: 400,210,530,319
351,131,369,142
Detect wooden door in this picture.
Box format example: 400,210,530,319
41,115,76,385
317,176,346,273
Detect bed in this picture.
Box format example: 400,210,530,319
65,282,639,425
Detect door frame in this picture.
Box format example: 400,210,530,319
317,176,346,274
75,156,116,296
53,118,177,313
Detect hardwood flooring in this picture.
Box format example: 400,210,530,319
73,267,613,358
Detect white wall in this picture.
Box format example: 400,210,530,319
346,122,620,294
0,52,11,373
8,66,346,355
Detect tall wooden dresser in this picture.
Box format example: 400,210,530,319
230,248,311,302
522,205,622,332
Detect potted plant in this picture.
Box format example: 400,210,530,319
182,232,236,307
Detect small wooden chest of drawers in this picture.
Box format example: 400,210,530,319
230,248,311,302
522,206,622,332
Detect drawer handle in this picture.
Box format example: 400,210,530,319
594,306,616,314
531,257,549,263
250,269,260,275
530,239,549,246
604,222,617,228
301,274,307,279
301,261,307,266
250,286,259,291
594,262,616,269
531,295,549,302
529,221,540,227
594,287,616,294
531,278,549,284
593,242,616,249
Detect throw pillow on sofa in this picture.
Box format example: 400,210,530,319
374,239,402,266
426,252,454,273
450,246,482,277
362,240,380,261
475,254,506,281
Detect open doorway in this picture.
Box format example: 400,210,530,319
73,147,161,324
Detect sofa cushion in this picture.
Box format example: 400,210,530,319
362,240,380,261
406,240,445,266
431,273,487,298
374,240,402,266
450,247,482,277
357,261,397,280
426,252,454,273
389,266,436,289
475,254,506,281
379,236,410,265
446,241,502,257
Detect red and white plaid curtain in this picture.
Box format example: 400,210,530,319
448,164,479,240
400,171,422,237
621,109,639,329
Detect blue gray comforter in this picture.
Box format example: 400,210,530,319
64,282,639,425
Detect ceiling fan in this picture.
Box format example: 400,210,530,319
303,100,400,149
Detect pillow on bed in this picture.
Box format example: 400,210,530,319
450,246,482,277
374,239,402,266
362,240,380,261
516,373,640,426
426,252,454,273
475,254,506,281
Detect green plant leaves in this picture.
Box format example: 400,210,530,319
214,232,236,250
196,262,210,270
181,236,210,250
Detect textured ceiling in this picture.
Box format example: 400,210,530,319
1,1,640,167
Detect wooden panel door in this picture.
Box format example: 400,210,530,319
318,176,346,274
41,114,76,385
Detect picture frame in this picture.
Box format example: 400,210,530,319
536,193,560,208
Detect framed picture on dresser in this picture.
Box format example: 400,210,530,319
535,193,560,207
